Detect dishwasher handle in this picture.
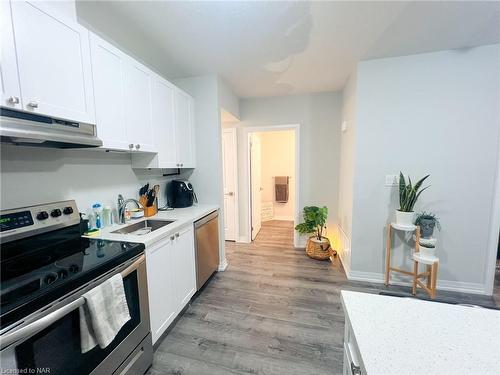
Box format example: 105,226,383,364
194,210,218,228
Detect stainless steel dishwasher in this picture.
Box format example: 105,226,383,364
194,210,220,290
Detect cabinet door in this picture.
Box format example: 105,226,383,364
172,226,196,308
125,61,155,153
89,33,129,150
145,238,177,344
10,1,95,123
152,77,177,167
174,89,196,168
1,0,22,109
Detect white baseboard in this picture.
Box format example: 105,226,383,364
237,235,250,243
347,269,488,295
218,258,228,271
273,215,294,221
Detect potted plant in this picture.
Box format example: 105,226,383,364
419,242,436,258
415,211,441,238
396,172,430,226
295,206,332,260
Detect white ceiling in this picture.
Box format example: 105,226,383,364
76,1,500,98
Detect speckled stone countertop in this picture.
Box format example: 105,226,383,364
341,290,500,375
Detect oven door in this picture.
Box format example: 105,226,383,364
0,255,152,375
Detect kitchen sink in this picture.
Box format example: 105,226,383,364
111,219,175,235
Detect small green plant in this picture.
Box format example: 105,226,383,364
295,206,328,240
415,211,441,231
398,172,430,212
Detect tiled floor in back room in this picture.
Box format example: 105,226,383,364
147,223,497,375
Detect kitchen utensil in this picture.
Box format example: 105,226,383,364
146,190,155,207
153,185,160,208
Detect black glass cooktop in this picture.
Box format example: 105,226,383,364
0,224,144,329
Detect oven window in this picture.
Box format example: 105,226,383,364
13,272,141,375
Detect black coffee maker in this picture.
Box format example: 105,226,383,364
167,180,197,208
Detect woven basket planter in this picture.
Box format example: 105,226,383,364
306,236,333,260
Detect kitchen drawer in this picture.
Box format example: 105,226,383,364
343,315,366,375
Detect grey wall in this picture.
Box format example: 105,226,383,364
349,44,500,292
236,91,343,242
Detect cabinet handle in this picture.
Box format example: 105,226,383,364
27,101,38,108
8,96,19,104
225,192,234,196
129,144,134,149
175,232,179,238
135,144,140,150
350,362,361,375
180,163,184,167
170,235,175,241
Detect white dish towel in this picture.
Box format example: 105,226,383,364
79,273,131,353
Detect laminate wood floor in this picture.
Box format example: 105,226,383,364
148,224,498,375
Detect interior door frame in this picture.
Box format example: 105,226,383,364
485,137,500,295
222,127,239,242
245,124,300,247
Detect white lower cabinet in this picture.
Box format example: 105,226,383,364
171,226,196,307
343,315,366,375
145,225,196,344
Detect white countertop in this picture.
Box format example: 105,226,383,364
341,290,500,375
82,204,218,247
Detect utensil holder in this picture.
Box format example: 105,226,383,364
144,204,157,217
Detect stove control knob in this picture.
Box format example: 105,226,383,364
50,209,62,218
63,207,74,215
36,211,49,220
69,264,79,274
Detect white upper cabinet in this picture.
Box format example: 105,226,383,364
152,77,177,167
174,89,196,168
124,62,155,153
10,1,95,123
89,33,129,150
1,1,22,110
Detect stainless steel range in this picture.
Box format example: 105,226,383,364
0,201,153,375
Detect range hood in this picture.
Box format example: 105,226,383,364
0,108,102,148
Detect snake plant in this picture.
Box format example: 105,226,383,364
398,172,430,212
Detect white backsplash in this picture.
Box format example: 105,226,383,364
0,144,193,216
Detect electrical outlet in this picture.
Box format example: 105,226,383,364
385,175,398,187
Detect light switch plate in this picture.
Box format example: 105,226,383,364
385,175,399,187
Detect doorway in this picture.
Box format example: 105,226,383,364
247,125,299,247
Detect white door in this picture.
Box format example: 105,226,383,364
125,61,155,152
250,133,262,240
152,77,177,167
172,227,196,308
11,1,95,123
145,238,177,344
174,89,196,168
1,0,22,109
89,33,129,150
222,128,238,241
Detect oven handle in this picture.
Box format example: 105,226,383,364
0,254,145,350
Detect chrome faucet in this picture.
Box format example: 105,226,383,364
117,194,144,224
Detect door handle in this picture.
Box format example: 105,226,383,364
225,192,234,196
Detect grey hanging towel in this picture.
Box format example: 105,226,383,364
275,176,289,203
